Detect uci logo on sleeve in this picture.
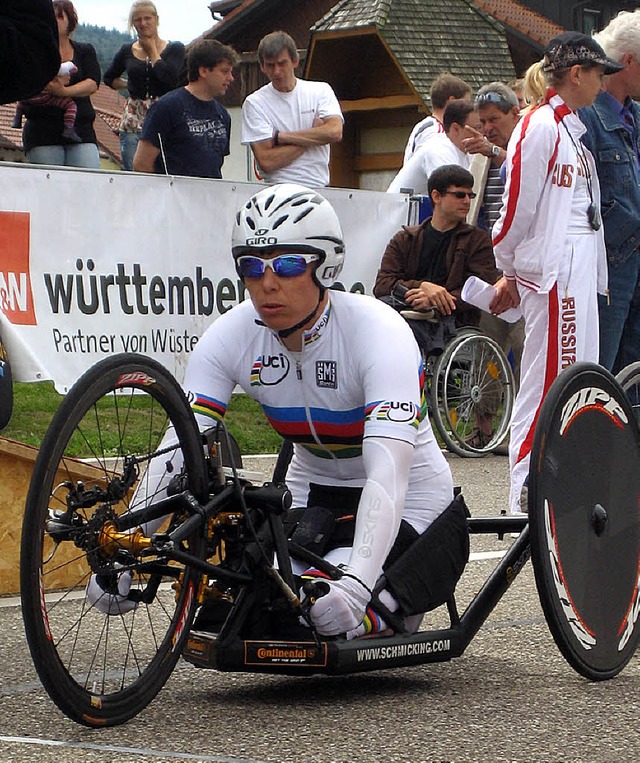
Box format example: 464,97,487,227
371,400,419,424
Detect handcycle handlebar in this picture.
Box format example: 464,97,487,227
164,482,292,547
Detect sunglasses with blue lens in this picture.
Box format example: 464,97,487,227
236,253,319,279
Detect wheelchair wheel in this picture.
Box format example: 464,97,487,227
20,354,208,727
615,361,640,425
429,330,514,457
529,362,640,680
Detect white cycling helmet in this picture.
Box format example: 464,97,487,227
232,183,345,289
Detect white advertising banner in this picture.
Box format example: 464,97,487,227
0,165,410,392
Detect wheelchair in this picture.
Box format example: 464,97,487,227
390,285,515,458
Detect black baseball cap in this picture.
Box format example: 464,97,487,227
543,32,624,75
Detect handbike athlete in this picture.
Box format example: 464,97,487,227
87,183,469,639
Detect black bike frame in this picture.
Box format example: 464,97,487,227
182,514,530,676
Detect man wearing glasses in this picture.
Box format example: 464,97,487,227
88,183,469,636
462,83,521,230
375,164,499,327
179,182,465,640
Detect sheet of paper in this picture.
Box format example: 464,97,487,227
461,276,523,323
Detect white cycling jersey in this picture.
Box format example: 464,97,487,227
183,290,453,537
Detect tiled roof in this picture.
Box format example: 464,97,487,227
0,104,23,150
313,0,393,30
0,84,123,163
206,0,265,37
92,84,125,163
313,0,515,105
471,0,564,45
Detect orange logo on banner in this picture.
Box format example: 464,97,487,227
0,211,36,325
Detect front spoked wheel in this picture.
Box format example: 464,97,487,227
20,354,207,726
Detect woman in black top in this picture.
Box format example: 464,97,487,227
22,0,101,168
104,1,185,170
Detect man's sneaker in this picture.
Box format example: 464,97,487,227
509,477,529,537
520,476,529,514
464,428,492,449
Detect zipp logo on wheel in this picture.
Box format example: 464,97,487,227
116,371,156,387
559,386,628,435
0,211,37,325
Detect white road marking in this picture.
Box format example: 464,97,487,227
0,736,269,763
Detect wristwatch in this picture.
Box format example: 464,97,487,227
490,144,501,157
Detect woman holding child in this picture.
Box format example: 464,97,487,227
22,0,101,168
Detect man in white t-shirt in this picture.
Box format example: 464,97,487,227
388,100,479,195
241,31,344,187
403,73,472,164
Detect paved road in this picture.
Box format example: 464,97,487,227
2,453,639,762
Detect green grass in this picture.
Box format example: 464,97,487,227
3,382,283,455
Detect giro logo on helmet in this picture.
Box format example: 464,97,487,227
246,236,278,246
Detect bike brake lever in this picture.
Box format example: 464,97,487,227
298,580,330,648
302,579,330,604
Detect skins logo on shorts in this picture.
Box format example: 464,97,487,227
250,354,290,386
559,386,628,435
115,371,156,387
0,211,37,325
371,401,418,423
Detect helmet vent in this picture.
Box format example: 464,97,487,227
272,215,289,230
294,207,313,224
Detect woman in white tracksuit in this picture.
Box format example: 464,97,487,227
490,32,623,514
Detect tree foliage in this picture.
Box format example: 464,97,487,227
73,24,133,77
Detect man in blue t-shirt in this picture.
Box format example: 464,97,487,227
133,39,237,179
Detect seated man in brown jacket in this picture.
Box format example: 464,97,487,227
374,164,499,328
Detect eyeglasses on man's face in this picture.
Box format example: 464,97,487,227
236,253,319,278
443,190,477,199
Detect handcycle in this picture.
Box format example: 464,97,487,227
20,353,640,727
388,284,515,457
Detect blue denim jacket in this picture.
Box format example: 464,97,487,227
580,94,640,265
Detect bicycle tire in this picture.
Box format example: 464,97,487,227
615,361,640,425
529,362,640,680
20,353,207,727
429,331,514,457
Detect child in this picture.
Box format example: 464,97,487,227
13,61,82,142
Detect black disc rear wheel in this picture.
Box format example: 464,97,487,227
529,362,640,680
20,354,207,726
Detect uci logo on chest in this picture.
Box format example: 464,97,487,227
254,353,291,386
